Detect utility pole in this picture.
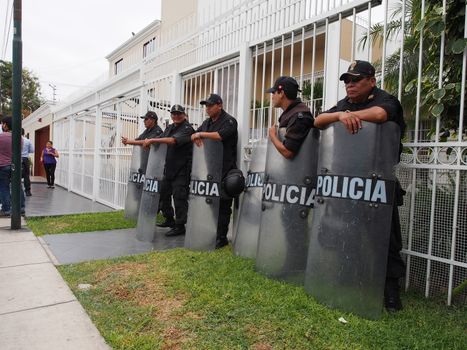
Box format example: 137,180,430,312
11,0,22,229
49,83,57,102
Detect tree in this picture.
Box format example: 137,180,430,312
0,60,44,117
359,0,467,135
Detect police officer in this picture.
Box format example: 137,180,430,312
143,104,194,236
191,93,238,249
267,76,315,157
314,60,406,312
121,111,163,146
262,77,315,278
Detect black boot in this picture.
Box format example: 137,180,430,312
384,278,403,312
215,237,229,249
157,217,175,228
165,224,186,237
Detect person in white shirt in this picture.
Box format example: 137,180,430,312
21,128,34,196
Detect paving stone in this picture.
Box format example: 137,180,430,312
0,301,111,350
0,263,76,314
0,240,49,267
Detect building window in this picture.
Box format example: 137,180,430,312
114,59,123,75
143,37,156,58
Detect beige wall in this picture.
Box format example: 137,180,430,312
161,0,197,29
160,0,198,45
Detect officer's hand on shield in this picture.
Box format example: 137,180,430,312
268,125,278,139
121,136,128,145
338,111,362,134
191,132,203,147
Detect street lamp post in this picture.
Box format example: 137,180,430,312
11,0,22,229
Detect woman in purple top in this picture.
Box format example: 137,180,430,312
40,141,59,188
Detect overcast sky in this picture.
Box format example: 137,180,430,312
1,0,161,102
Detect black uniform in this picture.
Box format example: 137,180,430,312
197,110,238,243
134,125,163,172
278,98,315,153
135,125,163,140
159,120,195,226
324,86,406,281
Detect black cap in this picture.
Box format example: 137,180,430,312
140,111,158,121
339,60,376,81
200,93,223,106
170,104,185,113
266,76,301,99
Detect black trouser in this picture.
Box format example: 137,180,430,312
44,163,56,186
21,157,31,192
386,204,406,279
160,172,189,225
216,198,233,240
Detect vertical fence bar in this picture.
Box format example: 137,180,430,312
280,34,285,75
380,0,389,90
114,101,122,206
351,7,356,61
447,3,467,305
425,0,446,298
367,2,372,62
414,0,425,143
226,64,231,112
336,13,342,100
397,0,405,102
299,27,305,96
290,31,294,76
311,22,316,115
323,18,329,108
233,62,238,117
406,0,426,291
269,39,275,127
261,42,267,138
253,45,258,140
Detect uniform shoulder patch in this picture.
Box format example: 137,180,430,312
297,112,304,119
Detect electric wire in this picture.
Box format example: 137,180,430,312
1,0,13,60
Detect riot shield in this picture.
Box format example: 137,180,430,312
255,129,320,284
135,143,167,242
124,146,150,220
304,122,400,319
233,140,267,258
185,139,223,251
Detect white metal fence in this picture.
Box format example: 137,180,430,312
49,0,466,304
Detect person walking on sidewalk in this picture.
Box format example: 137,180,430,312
40,141,59,188
0,116,25,216
21,128,34,196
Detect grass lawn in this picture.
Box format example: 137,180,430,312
26,211,138,236
59,249,467,350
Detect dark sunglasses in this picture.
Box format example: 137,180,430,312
343,76,366,84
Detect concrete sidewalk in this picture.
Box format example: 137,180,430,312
0,218,111,350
